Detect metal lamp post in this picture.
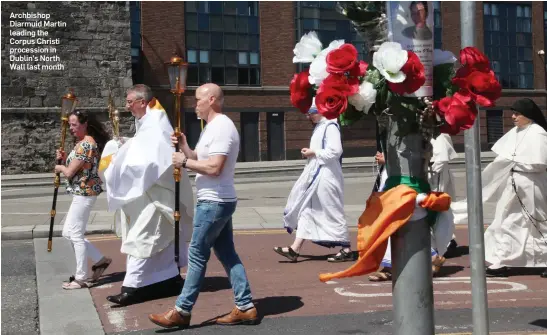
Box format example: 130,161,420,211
167,52,188,266
48,90,78,251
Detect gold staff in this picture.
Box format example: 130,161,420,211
166,52,188,266
48,90,78,252
107,88,120,140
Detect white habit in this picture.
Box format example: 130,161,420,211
283,118,350,248
452,123,547,268
100,101,194,288
381,134,458,267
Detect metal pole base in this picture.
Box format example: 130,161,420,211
392,217,435,335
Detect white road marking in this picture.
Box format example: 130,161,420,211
334,277,528,299
1,188,24,193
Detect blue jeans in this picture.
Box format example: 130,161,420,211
175,200,253,312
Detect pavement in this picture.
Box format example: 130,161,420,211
23,229,547,335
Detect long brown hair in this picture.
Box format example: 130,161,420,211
71,110,111,154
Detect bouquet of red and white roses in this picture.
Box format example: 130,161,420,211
289,31,502,136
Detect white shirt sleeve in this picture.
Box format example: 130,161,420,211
207,131,233,156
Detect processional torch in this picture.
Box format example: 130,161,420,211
107,88,120,140
48,90,78,252
167,53,188,266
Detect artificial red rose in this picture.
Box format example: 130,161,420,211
315,75,354,119
290,69,313,113
326,43,358,75
435,93,478,135
456,47,492,78
350,60,369,77
388,51,425,95
322,73,359,96
452,70,501,107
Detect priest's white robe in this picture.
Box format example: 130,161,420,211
283,118,350,248
381,134,458,267
99,101,194,288
452,123,547,268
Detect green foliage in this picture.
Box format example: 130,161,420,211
432,63,459,101
339,103,364,126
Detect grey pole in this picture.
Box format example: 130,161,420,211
460,2,490,334
388,125,435,335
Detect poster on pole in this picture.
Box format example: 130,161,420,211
386,1,434,97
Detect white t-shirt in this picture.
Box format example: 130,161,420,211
195,114,239,202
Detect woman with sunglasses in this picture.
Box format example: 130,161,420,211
55,110,112,289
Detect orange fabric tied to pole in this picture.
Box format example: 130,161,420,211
319,184,451,282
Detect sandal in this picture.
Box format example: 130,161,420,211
328,249,357,263
62,279,90,290
368,269,392,282
91,257,112,282
273,246,299,262
432,255,446,276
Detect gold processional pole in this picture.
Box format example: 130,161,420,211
107,88,120,140
167,53,188,267
48,90,78,252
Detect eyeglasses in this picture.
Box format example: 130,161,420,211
126,98,143,105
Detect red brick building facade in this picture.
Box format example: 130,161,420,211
131,1,547,161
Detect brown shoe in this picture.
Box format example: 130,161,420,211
148,308,190,329
216,306,258,325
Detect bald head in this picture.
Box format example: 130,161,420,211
197,83,224,107
194,83,224,122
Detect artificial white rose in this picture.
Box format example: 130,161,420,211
348,81,377,114
372,42,408,83
293,31,323,63
308,39,345,86
433,49,457,66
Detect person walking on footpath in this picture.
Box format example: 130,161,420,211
149,83,257,329
99,84,194,306
273,100,355,263
55,110,112,289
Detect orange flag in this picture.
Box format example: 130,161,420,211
319,185,451,282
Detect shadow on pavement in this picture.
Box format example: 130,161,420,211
530,319,547,329
443,245,469,259
435,265,465,277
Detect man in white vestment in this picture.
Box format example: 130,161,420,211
452,99,547,278
273,101,354,263
99,84,194,305
368,133,458,281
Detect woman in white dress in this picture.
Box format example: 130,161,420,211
454,99,547,278
274,104,354,263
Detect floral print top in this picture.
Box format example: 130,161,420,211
65,137,103,196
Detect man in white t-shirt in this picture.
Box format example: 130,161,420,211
149,83,257,329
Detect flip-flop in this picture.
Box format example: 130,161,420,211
91,257,112,282
62,279,89,290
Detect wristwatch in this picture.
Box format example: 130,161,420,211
182,157,188,168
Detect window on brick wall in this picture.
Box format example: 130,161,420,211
130,1,142,82
486,110,504,148
483,3,534,89
433,1,442,49
185,1,260,86
294,1,368,65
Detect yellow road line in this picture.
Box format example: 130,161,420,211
88,225,481,242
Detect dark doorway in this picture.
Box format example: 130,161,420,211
267,112,285,161
240,112,260,162
184,112,204,149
